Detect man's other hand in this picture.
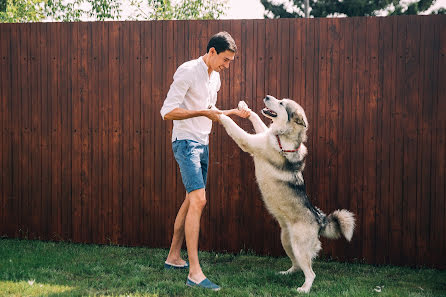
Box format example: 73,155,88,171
232,108,251,118
203,109,223,122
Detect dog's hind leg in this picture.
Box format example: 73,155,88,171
279,226,299,275
289,227,316,293
292,245,315,293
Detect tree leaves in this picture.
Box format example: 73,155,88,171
0,0,46,22
261,0,445,18
0,0,227,22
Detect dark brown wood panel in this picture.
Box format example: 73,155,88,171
0,16,445,268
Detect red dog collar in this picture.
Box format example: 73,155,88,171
276,135,301,153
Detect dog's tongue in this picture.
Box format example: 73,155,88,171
262,108,277,117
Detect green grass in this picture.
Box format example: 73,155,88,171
0,238,444,297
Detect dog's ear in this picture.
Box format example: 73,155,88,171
294,115,307,127
287,106,307,127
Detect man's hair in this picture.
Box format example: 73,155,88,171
207,31,237,54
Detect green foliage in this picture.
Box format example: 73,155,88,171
0,0,227,22
432,7,446,13
44,0,122,21
388,0,443,15
1,0,7,12
0,0,46,22
261,0,445,18
129,0,228,20
1,238,446,297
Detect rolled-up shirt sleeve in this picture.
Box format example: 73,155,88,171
160,67,193,119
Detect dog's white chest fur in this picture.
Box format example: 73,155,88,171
252,152,311,225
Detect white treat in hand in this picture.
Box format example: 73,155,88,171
238,101,250,111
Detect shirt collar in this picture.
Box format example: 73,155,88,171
200,56,213,79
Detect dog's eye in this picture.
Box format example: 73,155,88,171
280,102,283,105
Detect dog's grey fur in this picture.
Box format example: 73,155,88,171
219,95,355,293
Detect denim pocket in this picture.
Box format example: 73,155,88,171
172,139,187,155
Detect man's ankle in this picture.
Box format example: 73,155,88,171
188,272,206,283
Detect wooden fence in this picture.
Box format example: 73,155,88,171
0,15,445,268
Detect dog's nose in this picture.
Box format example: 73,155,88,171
264,95,271,101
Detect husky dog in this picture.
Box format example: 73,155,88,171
218,95,355,293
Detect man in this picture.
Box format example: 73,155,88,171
160,32,250,291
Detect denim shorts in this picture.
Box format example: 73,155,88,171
172,139,209,193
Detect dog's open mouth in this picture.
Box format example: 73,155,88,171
262,108,277,117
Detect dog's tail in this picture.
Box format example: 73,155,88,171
320,209,355,241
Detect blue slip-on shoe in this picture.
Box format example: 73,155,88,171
164,261,189,269
186,277,221,291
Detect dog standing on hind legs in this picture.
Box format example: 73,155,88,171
218,95,355,293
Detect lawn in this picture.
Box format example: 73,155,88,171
0,238,444,297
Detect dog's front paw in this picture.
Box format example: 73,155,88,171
238,100,250,112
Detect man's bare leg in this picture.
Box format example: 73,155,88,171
184,188,207,283
166,193,190,266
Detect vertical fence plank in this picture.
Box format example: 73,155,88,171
71,23,82,243
80,22,91,243
126,21,135,245
438,15,446,267
90,22,100,244
327,17,342,259
133,21,143,245
141,20,155,246
8,22,15,237
16,24,26,237
21,23,32,239
350,16,365,260
52,22,63,239
97,22,108,244
61,23,72,240
433,15,446,267
402,15,421,264
291,19,304,104
427,16,440,266
153,20,163,246
109,22,122,245
0,24,8,236
363,16,379,264
29,23,42,239
390,16,406,265
376,16,392,264
40,23,50,240
120,22,131,246
99,22,110,244
278,19,290,99
338,16,355,261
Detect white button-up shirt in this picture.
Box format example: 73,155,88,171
160,56,221,145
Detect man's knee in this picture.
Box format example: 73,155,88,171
188,188,206,209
